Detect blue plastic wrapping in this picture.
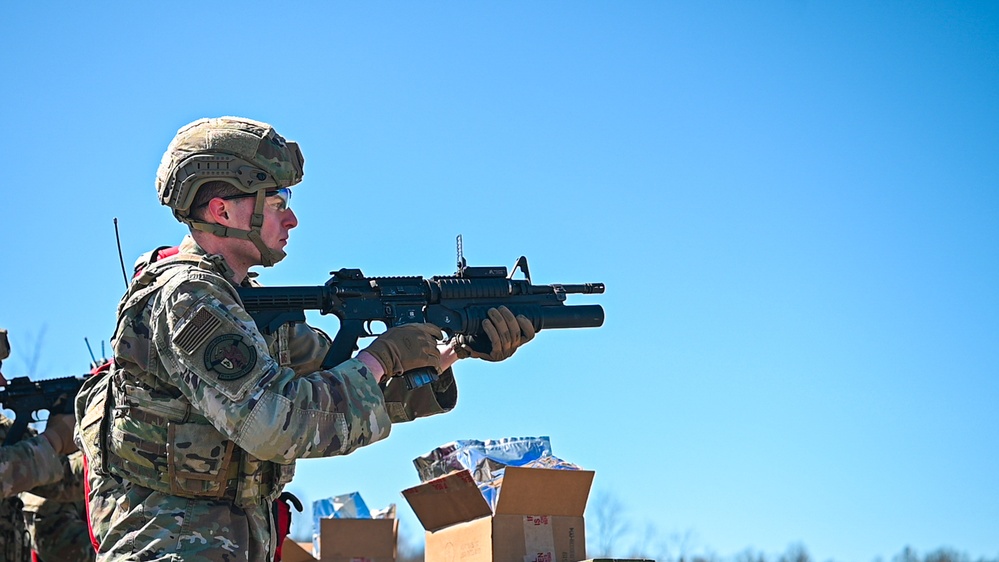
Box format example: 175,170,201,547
311,492,378,556
413,436,553,482
412,436,581,511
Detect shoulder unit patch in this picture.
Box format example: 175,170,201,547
204,334,257,380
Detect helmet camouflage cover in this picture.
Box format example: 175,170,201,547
155,117,305,266
156,116,305,219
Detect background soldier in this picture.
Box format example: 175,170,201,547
20,451,94,562
1,329,82,562
76,117,532,561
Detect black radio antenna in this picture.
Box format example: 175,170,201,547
84,337,98,364
114,217,128,288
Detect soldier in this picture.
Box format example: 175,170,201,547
1,329,82,562
20,451,94,562
76,116,533,562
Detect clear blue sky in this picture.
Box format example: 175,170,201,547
2,2,997,561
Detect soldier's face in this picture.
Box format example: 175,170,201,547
225,191,297,263
260,190,298,254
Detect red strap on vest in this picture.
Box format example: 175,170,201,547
83,363,111,555
157,246,180,261
83,454,99,554
90,359,112,376
132,246,181,279
273,492,303,562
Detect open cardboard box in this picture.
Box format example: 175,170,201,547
402,466,594,562
281,517,398,562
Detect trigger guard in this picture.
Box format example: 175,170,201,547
459,333,493,355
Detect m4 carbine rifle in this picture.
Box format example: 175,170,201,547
1,375,88,445
236,247,604,390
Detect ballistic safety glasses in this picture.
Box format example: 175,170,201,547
197,188,292,211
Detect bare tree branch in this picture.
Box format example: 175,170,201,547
588,489,630,556
18,324,48,377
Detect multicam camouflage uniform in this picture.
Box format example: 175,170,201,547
0,417,65,499
2,329,66,500
77,236,456,562
0,501,29,562
2,329,72,562
0,416,38,562
20,451,93,562
1,424,89,562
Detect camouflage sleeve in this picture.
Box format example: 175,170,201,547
0,434,65,499
285,321,331,374
285,323,459,423
18,491,93,562
25,451,84,502
153,270,392,463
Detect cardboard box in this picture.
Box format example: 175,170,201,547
281,540,317,562
280,518,398,562
402,467,594,562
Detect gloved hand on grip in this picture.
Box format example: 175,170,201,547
453,306,536,362
363,324,443,377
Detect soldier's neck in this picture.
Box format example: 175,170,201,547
189,232,251,285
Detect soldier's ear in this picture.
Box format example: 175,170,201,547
205,198,244,226
205,198,227,223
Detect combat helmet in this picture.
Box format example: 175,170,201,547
155,117,305,266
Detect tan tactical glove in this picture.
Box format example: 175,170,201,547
453,306,536,362
42,413,79,456
363,324,443,377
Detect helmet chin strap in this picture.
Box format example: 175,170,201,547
188,190,286,267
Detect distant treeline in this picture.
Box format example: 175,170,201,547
668,544,998,562
394,542,998,562
313,488,999,562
